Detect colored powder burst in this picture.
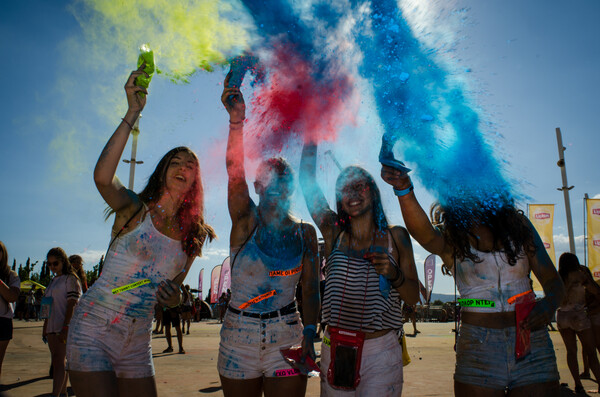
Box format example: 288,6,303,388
70,0,248,81
350,0,517,211
237,0,359,159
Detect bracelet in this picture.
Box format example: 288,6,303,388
121,118,134,130
393,184,414,197
303,325,317,338
229,120,244,125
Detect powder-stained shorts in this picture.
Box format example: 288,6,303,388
557,310,592,332
66,301,154,378
320,330,403,397
218,310,303,379
455,323,558,390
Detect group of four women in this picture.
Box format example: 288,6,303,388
35,65,569,396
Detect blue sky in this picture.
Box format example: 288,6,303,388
1,0,599,296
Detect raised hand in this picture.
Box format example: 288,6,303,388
381,164,411,190
221,73,246,122
124,63,150,113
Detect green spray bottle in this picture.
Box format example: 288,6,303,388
134,44,155,97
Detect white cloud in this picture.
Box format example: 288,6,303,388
594,193,600,199
72,249,106,270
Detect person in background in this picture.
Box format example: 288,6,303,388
556,253,600,394
381,165,564,397
0,241,20,381
579,266,600,380
180,285,193,334
43,247,82,397
162,304,185,354
152,303,164,335
68,255,88,294
402,302,419,336
218,292,227,324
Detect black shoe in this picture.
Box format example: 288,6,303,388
163,347,173,353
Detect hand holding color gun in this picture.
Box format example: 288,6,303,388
134,44,155,98
364,245,399,298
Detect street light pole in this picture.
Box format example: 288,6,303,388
556,127,576,254
122,115,144,190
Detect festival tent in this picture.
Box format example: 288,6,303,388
20,280,46,291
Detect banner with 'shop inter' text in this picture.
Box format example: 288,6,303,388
210,265,222,304
528,204,556,291
587,199,600,281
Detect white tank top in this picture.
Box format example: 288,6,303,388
455,248,532,313
81,208,188,320
228,226,304,313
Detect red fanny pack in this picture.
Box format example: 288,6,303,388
512,291,536,360
327,326,366,390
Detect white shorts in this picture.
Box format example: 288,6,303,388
218,310,303,379
320,330,403,396
66,300,154,378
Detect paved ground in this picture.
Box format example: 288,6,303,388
0,320,598,396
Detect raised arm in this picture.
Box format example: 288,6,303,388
300,223,321,361
524,216,565,330
94,65,149,214
299,142,338,241
221,76,255,243
380,166,450,259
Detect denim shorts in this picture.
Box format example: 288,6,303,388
66,300,154,378
455,323,559,390
320,330,403,396
218,310,303,379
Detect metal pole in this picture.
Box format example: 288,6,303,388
555,127,576,254
122,115,144,190
584,193,589,266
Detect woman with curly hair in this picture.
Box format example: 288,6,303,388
0,241,20,382
66,64,215,397
43,247,82,397
381,166,565,397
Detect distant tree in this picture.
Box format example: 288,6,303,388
18,264,26,281
12,258,16,271
432,299,444,306
86,255,105,287
98,255,104,275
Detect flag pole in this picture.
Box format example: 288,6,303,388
556,127,576,254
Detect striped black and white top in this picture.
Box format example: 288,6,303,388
322,231,404,333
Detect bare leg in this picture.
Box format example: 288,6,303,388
0,340,9,380
264,375,307,397
47,334,68,396
117,376,158,397
174,324,184,353
220,375,263,397
559,328,582,390
576,328,600,390
164,323,173,352
69,370,118,397
455,380,506,397
509,380,560,397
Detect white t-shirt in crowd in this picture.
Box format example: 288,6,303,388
0,271,20,319
44,274,81,333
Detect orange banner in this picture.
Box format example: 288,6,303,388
528,204,556,291
587,199,600,281
239,290,277,310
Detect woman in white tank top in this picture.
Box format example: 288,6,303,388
381,166,565,396
67,65,215,397
218,74,320,397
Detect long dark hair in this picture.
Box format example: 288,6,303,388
68,255,88,292
558,252,581,282
431,197,534,266
335,166,388,233
47,247,78,279
0,240,10,284
107,147,216,257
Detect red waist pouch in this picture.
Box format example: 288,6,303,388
327,326,365,390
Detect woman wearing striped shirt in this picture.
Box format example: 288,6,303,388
300,144,419,396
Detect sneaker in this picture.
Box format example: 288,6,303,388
179,349,186,354
163,347,173,353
